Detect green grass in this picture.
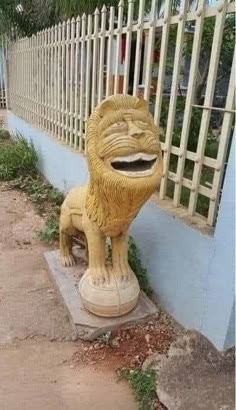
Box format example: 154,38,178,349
0,134,65,243
10,174,64,243
0,134,37,180
128,237,151,295
117,368,157,410
37,214,59,244
0,128,11,140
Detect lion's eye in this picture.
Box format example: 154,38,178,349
112,122,124,128
136,121,148,127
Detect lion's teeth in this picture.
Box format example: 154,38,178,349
112,153,157,163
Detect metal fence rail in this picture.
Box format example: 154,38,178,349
7,0,235,227
0,35,7,108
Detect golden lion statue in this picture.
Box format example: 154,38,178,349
59,94,162,315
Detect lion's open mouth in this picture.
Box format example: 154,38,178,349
111,153,158,177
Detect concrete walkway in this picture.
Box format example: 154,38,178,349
0,184,137,410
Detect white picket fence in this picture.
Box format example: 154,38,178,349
6,0,235,227
0,35,7,108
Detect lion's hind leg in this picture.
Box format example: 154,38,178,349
60,206,76,267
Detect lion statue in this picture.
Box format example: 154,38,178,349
59,94,163,297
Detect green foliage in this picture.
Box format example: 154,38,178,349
9,174,64,215
6,150,64,244
0,128,11,140
0,134,37,180
38,214,59,244
117,368,157,410
128,237,151,295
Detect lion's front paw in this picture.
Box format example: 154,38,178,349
87,267,110,287
114,263,134,282
60,254,76,267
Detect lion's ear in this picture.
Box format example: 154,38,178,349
97,100,116,118
134,98,149,112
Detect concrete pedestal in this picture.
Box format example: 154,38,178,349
44,248,159,340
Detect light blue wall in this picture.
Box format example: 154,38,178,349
201,134,235,349
7,112,89,191
7,111,235,351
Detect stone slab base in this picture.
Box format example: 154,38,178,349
44,248,159,340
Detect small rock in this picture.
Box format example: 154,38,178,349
83,346,89,351
145,334,151,344
71,334,78,342
50,336,55,342
94,343,100,350
89,345,94,351
111,339,120,348
69,365,75,369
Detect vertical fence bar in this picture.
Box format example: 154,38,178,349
21,39,23,116
19,39,22,117
53,25,58,136
61,21,66,141
173,0,207,207
79,13,86,152
36,32,40,127
0,36,3,107
69,18,75,146
47,28,51,132
4,35,9,109
133,0,145,97
4,36,8,109
39,31,43,128
97,5,107,103
85,14,92,148
143,0,157,101
43,30,47,129
159,0,189,199
50,27,55,133
65,19,71,143
106,6,115,97
153,0,172,126
188,0,228,215
123,0,134,94
74,16,81,149
207,50,235,226
57,23,62,138
29,36,33,121
91,9,99,111
34,34,38,125
114,0,124,94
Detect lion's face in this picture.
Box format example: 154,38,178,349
86,95,163,234
95,107,162,179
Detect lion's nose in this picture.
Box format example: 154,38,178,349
128,124,144,138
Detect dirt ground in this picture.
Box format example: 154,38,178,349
0,183,177,410
0,185,138,410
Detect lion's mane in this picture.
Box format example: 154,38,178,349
85,95,162,237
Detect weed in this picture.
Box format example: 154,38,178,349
117,368,157,410
106,237,151,295
128,237,151,295
0,128,10,140
38,214,59,244
0,134,37,180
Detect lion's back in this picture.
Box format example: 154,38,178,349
62,184,88,212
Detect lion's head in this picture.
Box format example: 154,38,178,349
86,94,163,236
